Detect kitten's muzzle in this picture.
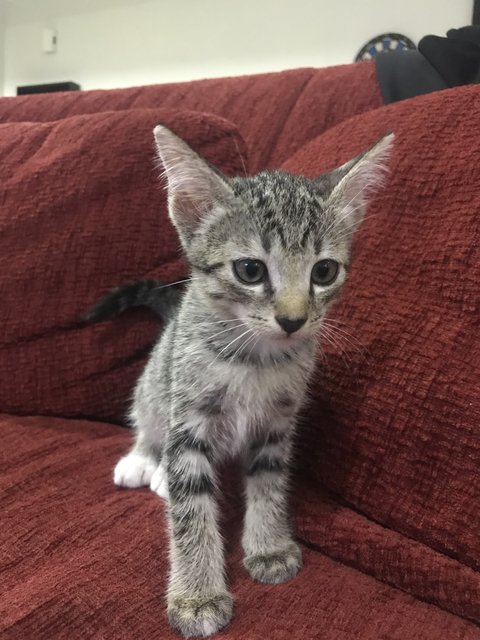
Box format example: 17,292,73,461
275,316,307,335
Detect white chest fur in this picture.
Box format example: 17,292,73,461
210,356,312,456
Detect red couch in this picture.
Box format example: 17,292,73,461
1,62,479,639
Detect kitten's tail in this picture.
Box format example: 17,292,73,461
82,279,183,323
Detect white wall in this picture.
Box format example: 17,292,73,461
0,1,6,93
2,0,473,96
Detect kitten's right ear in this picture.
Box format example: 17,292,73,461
153,125,234,246
322,133,394,230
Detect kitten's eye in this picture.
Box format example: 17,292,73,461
233,259,267,284
311,259,339,286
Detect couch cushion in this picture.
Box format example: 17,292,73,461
0,63,383,172
0,108,247,422
296,485,480,624
0,413,478,640
282,85,480,573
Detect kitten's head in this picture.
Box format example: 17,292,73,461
154,125,393,346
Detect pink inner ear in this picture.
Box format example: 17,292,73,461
154,126,235,240
153,126,220,232
162,155,211,199
164,160,226,235
168,187,214,228
330,133,394,213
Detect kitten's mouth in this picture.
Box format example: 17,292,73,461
269,330,303,343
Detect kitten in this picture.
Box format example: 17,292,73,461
109,125,393,638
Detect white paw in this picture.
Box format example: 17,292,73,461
149,462,169,500
113,453,158,488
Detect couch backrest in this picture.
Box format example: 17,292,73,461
282,84,480,577
0,63,382,173
0,108,246,421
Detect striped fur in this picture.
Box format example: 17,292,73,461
83,279,183,322
113,125,393,637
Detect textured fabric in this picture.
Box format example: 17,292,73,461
1,414,478,640
1,66,479,636
0,63,383,173
282,85,480,604
296,487,480,624
0,108,247,421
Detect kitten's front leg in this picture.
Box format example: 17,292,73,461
165,422,232,638
242,422,302,584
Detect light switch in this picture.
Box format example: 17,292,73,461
42,28,57,54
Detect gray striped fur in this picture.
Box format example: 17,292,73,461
83,279,182,322
113,125,393,637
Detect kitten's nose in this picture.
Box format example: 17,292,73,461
275,316,307,335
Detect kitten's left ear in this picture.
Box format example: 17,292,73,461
325,132,394,227
153,125,235,246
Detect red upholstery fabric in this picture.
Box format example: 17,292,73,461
296,488,480,624
1,64,478,636
0,63,383,172
282,84,480,613
1,414,478,640
0,108,246,421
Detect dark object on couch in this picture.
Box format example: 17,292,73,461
17,81,81,95
376,25,480,103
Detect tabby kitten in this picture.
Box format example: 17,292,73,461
112,125,393,638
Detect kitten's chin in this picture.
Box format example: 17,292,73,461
270,332,298,342
263,329,309,348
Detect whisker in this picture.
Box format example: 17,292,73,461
319,328,354,369
208,327,254,368
204,323,247,340
315,345,329,369
321,324,357,351
199,318,250,327
217,328,253,360
314,315,371,389
232,329,258,362
153,277,195,290
321,324,371,366
321,321,366,350
321,339,353,371
180,322,247,356
320,327,347,352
